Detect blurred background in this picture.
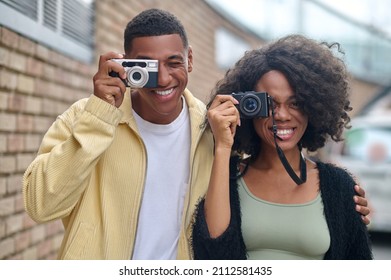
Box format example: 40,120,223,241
0,0,390,259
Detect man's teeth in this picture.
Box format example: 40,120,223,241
156,88,174,96
277,128,293,136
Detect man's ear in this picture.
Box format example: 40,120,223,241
187,46,193,73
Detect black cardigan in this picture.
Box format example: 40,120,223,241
191,157,373,260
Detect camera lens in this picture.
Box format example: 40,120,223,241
239,94,262,118
126,67,149,88
132,72,142,81
243,97,258,113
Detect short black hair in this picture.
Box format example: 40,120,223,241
124,8,188,54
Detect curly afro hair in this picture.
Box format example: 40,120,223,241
206,34,352,158
124,8,188,54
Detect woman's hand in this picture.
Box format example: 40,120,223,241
207,94,241,150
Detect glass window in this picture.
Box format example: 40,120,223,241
0,0,94,63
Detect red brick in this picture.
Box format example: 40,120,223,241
15,231,31,252
1,28,19,49
0,237,15,259
16,114,34,133
0,177,6,196
0,217,5,238
16,153,34,172
7,134,24,152
6,212,23,235
22,245,37,260
0,69,18,91
0,196,15,216
0,155,17,174
37,239,52,259
18,36,36,56
9,52,27,73
17,74,35,94
36,45,49,61
46,220,64,236
0,46,10,66
26,57,43,77
0,113,17,132
0,91,7,110
14,192,24,212
0,134,6,153
8,93,26,112
31,224,46,244
24,134,41,152
23,212,37,229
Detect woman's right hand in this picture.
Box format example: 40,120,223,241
207,94,241,150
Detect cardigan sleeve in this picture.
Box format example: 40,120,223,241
318,162,373,260
191,156,247,260
191,197,246,259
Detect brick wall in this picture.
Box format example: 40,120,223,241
0,25,93,259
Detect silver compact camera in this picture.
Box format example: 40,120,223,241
232,91,270,119
110,59,158,88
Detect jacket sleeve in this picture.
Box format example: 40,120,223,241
23,95,123,223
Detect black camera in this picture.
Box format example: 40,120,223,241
232,91,270,119
110,59,158,88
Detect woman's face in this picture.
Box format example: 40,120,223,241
253,70,308,152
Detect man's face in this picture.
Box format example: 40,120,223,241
126,34,193,124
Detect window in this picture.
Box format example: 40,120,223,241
0,0,94,63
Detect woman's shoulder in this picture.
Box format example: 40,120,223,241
316,161,353,176
316,161,357,191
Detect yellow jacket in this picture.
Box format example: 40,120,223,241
23,89,214,259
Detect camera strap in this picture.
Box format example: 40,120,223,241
270,98,307,185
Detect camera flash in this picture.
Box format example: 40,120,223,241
148,61,158,68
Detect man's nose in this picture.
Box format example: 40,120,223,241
158,64,171,87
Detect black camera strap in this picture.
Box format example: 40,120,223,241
270,98,307,185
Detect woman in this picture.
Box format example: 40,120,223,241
191,34,373,260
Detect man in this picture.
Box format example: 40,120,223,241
23,8,369,260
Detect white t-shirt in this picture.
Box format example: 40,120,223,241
131,98,191,260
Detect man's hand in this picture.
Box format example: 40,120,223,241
354,185,371,225
93,52,127,108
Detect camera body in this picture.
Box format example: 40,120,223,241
110,59,158,88
232,91,270,119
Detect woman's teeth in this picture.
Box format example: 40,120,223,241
277,128,293,136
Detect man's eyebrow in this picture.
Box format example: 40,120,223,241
167,54,184,60
135,55,152,59
134,54,184,61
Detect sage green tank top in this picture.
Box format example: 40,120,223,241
238,177,330,260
